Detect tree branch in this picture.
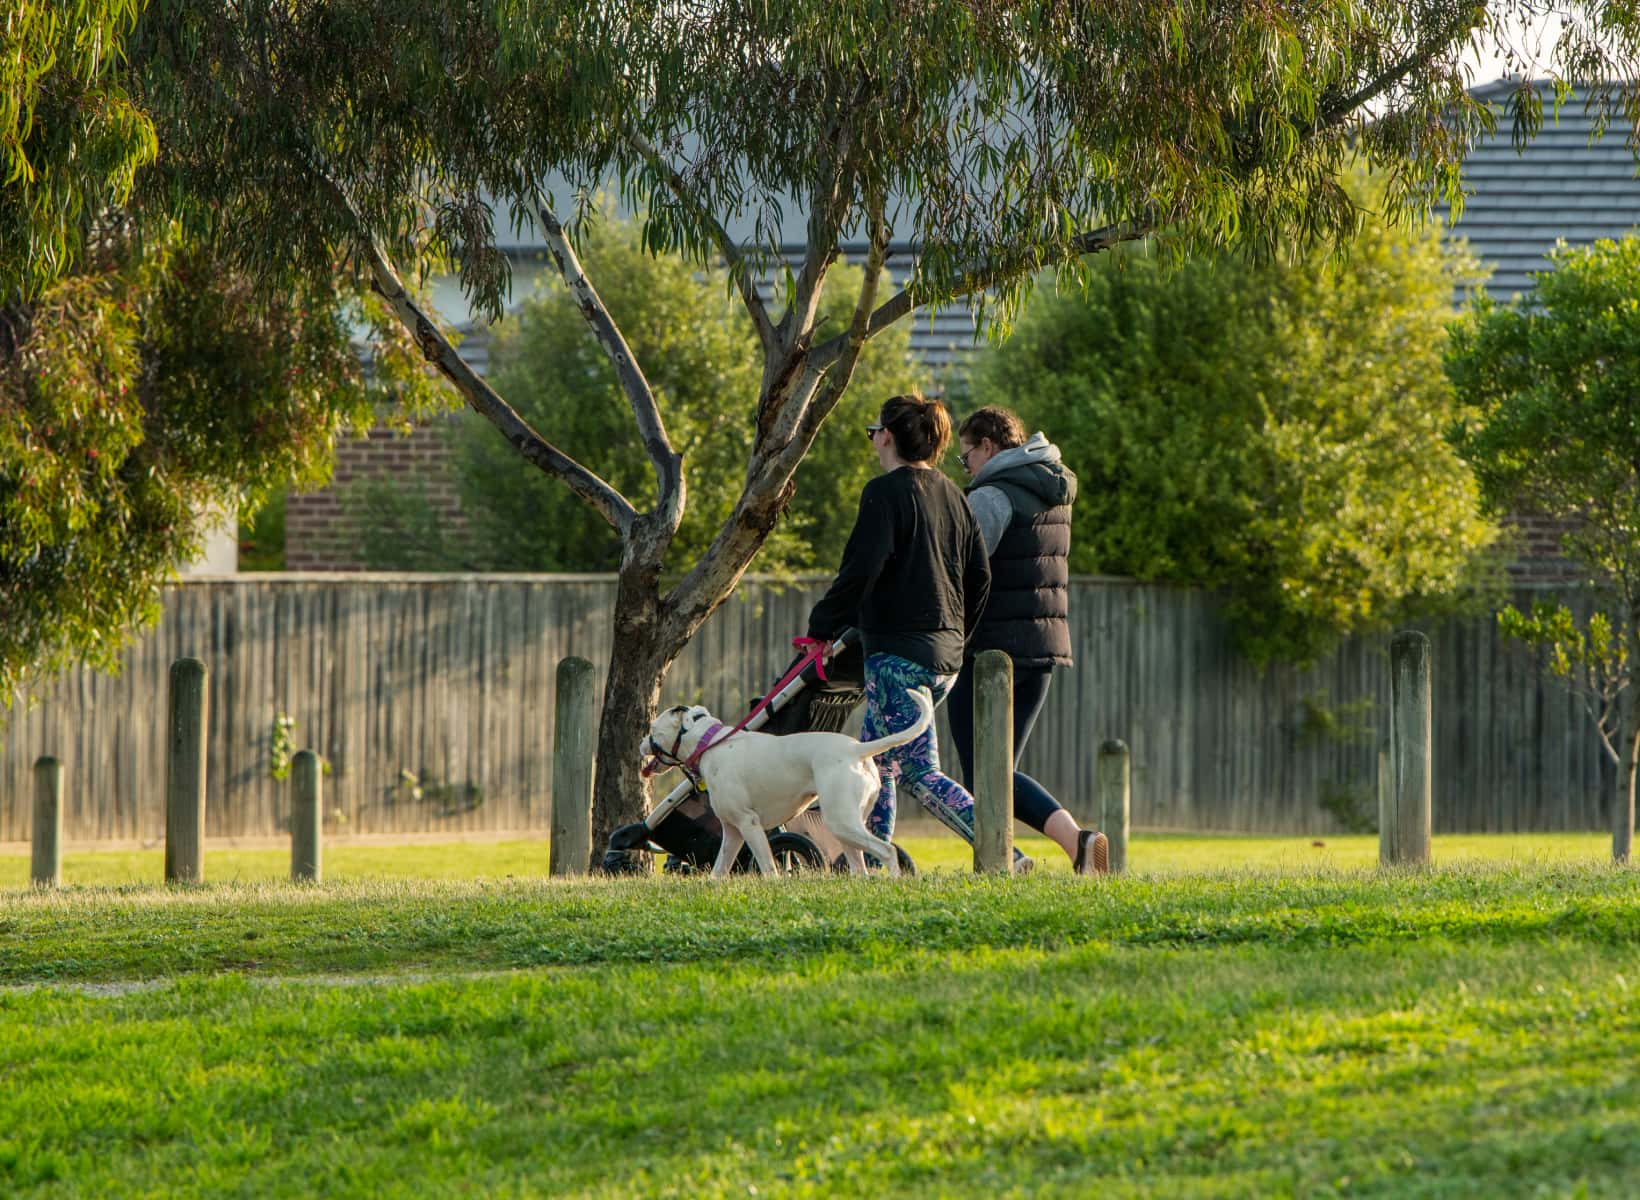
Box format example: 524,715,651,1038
306,167,637,536
809,221,1149,371
1308,8,1485,138
627,132,776,354
778,111,857,357
661,195,895,638
535,199,684,538
776,191,891,479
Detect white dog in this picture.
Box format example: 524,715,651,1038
639,688,933,877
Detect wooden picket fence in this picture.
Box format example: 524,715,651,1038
1,574,1614,843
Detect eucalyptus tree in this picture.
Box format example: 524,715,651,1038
3,1,155,299
3,3,423,703
80,1,1640,845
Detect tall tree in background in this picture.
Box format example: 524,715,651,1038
965,179,1496,665
1449,237,1640,864
15,0,1640,849
2,2,154,297
2,4,439,701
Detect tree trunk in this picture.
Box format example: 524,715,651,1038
1616,623,1639,865
1616,720,1637,866
588,519,687,864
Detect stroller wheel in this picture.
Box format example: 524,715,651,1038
731,831,828,875
830,842,917,877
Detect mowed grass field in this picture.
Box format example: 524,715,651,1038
1,834,1636,1198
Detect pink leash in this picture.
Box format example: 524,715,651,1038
680,636,831,774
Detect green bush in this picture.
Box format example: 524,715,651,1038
966,183,1495,663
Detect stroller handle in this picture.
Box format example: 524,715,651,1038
642,628,858,830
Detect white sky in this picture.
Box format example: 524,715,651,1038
1464,10,1568,87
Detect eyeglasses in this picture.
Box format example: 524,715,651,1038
864,423,884,440
959,445,976,471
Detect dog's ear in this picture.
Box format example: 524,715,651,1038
664,705,689,716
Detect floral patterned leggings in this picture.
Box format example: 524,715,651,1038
859,652,977,844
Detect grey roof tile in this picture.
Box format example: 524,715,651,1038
1437,82,1640,306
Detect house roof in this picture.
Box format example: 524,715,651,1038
1437,78,1640,302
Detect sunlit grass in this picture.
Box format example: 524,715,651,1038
0,830,1614,890
1,863,1637,1197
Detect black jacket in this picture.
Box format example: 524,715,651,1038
807,467,991,674
966,449,1076,669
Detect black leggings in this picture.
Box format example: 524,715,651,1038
946,661,1065,834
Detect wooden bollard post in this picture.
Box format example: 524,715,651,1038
972,649,1015,874
1385,631,1433,867
550,656,595,876
291,749,322,883
165,657,208,884
1098,739,1130,874
1376,746,1391,866
32,756,63,888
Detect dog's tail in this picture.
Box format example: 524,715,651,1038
856,687,935,759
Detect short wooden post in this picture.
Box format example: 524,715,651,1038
1384,631,1433,867
165,657,208,884
1098,739,1130,874
31,756,63,888
1376,746,1392,865
291,749,322,883
550,656,595,876
972,649,1015,874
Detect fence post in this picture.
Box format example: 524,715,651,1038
1098,739,1131,874
550,656,595,876
31,756,63,888
973,649,1015,874
165,656,208,884
291,749,322,883
1385,631,1433,867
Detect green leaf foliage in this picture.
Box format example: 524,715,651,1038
1448,237,1640,617
967,183,1495,664
1,1,156,300
351,221,921,574
123,2,1640,338
1449,237,1640,788
0,227,436,704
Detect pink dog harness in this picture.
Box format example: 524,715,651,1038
646,636,831,783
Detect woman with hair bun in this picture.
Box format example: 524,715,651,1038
806,393,999,857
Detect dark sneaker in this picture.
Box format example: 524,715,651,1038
1075,830,1111,877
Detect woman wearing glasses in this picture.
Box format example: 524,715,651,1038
806,393,996,857
952,405,1108,875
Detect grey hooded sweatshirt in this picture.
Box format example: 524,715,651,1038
964,432,1077,668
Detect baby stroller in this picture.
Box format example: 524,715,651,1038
602,628,918,876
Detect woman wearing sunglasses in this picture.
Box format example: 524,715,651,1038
952,405,1108,875
805,393,999,860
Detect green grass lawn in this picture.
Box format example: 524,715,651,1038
1,838,1635,1197
0,829,1615,889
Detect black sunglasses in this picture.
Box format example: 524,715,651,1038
864,423,884,440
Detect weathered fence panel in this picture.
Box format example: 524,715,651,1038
2,574,1614,841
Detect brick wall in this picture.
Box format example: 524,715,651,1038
285,416,466,571
1502,513,1585,584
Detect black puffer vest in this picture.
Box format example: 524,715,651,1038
968,459,1076,669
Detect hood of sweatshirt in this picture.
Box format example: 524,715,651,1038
969,431,1077,507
